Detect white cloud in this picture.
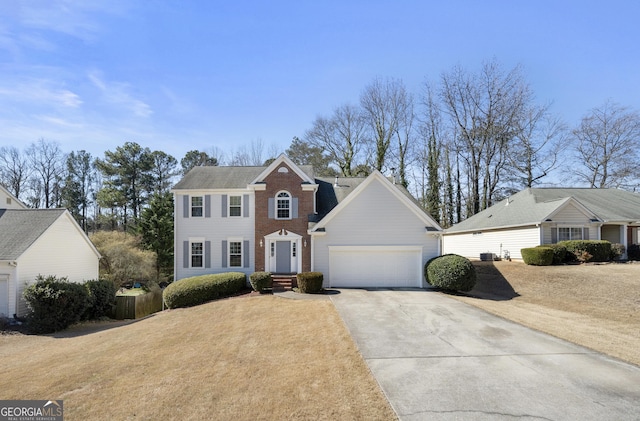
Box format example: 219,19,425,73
88,71,153,118
0,78,82,108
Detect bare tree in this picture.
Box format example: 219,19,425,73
360,77,411,172
508,106,567,188
0,146,30,200
439,60,532,213
305,104,367,176
570,100,640,189
27,139,66,208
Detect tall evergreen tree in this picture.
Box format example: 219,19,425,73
62,150,95,232
138,192,174,279
425,135,441,223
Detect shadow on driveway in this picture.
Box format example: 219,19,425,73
456,261,520,301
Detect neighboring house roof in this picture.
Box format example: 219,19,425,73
445,188,640,234
0,184,27,209
0,209,66,260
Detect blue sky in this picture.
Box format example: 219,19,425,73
0,0,638,162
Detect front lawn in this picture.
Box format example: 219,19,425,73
0,295,396,420
450,261,640,367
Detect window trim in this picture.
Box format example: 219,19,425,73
229,195,242,217
557,226,584,242
228,237,243,268
275,191,291,220
191,196,204,218
190,237,205,268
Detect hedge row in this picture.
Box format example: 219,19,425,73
163,272,246,309
249,272,272,293
522,247,554,266
23,276,116,334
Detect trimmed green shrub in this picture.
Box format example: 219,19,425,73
628,244,640,261
163,272,246,309
522,247,554,266
23,275,91,333
425,254,476,292
558,240,612,263
537,244,568,265
249,272,272,293
610,243,626,261
296,272,324,293
84,279,117,320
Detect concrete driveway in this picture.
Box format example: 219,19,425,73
331,288,640,421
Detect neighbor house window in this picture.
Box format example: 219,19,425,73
558,227,584,242
191,196,203,217
276,191,291,219
229,195,242,217
229,241,242,267
191,242,203,268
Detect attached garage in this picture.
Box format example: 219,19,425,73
328,246,423,288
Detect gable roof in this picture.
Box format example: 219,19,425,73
250,154,316,185
0,209,66,260
0,184,26,209
310,171,442,232
445,188,640,234
172,162,315,191
0,209,101,261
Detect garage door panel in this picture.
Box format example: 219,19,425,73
329,246,422,288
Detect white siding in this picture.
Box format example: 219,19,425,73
15,213,99,316
312,178,440,287
174,192,255,280
0,263,17,317
0,187,26,209
443,226,541,260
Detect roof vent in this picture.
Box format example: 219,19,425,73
334,176,339,187
505,197,511,206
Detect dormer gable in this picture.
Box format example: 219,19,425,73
249,154,317,192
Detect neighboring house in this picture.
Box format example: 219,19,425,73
442,188,640,260
172,154,442,288
0,185,101,318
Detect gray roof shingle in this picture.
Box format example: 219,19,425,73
0,209,65,260
445,188,640,233
172,165,316,190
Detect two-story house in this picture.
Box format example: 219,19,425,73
172,154,442,288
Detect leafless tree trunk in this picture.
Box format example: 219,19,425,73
27,139,66,208
570,100,640,189
360,77,410,172
0,146,30,200
438,60,531,214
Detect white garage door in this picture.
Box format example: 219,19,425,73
328,246,423,288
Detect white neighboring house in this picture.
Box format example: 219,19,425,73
0,185,101,318
442,188,640,260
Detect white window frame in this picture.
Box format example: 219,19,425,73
229,195,242,217
557,226,584,242
228,237,243,268
276,191,291,220
191,196,204,218
190,237,205,268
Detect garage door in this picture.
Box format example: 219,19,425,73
328,246,423,288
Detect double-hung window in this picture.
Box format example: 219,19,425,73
276,191,291,219
191,241,204,268
229,241,242,267
558,227,584,242
191,196,203,217
229,195,242,217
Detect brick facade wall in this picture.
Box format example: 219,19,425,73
254,163,313,272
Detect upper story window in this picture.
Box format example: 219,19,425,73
191,196,203,217
276,191,291,219
229,195,242,217
558,227,584,242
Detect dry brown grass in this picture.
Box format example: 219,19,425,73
0,295,396,421
450,260,640,367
